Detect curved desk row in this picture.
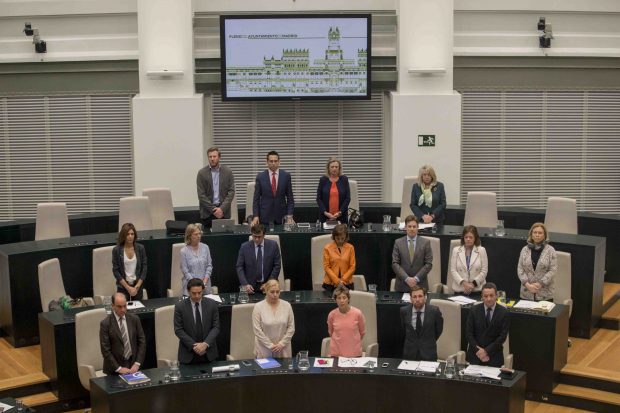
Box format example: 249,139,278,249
39,291,568,408
2,223,602,348
90,358,526,413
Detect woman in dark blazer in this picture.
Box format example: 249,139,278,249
410,164,447,224
112,222,147,301
316,157,351,223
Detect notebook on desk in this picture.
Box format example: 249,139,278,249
211,219,235,233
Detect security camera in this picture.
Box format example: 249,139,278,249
537,17,553,49
22,22,47,53
537,17,546,31
24,22,34,36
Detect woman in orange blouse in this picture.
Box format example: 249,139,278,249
322,224,356,292
316,157,351,224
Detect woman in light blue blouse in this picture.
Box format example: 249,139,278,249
180,223,213,295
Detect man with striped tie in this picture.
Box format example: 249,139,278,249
100,292,146,375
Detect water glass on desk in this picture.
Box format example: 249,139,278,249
297,350,310,371
445,358,455,379
169,360,181,381
498,290,507,305
495,220,506,237
229,293,236,304
368,284,377,297
238,286,249,304
382,215,392,232
103,295,112,315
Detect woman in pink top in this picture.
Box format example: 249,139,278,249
327,285,366,357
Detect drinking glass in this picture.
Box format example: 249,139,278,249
445,358,455,379
368,284,377,297
297,350,310,371
238,286,249,304
103,295,112,315
294,292,301,302
169,360,181,381
229,293,236,304
495,220,506,237
498,290,507,305
382,215,392,232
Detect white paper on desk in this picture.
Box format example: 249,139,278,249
417,361,440,373
397,360,419,371
212,364,240,373
205,294,222,303
126,300,145,309
513,300,555,311
401,293,411,303
448,295,477,305
0,401,14,411
338,357,378,368
463,365,501,379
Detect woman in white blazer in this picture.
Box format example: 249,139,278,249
450,225,488,295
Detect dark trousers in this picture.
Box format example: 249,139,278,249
322,283,354,293
117,284,144,301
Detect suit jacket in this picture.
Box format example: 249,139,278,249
316,175,351,223
410,181,447,224
400,303,443,361
466,303,510,368
99,312,146,375
196,164,236,220
391,235,433,292
236,238,281,287
517,244,557,301
450,245,488,293
253,169,294,224
112,243,147,284
174,298,220,364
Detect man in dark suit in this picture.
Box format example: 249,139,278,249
252,150,294,225
466,282,510,367
392,215,433,292
236,224,282,294
99,292,146,375
400,285,443,361
174,278,220,364
197,146,236,228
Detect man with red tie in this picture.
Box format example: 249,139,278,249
252,151,295,225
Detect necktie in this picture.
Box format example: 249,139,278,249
119,317,132,360
408,238,415,262
486,307,492,326
257,244,263,282
415,311,422,335
271,172,277,195
195,302,204,341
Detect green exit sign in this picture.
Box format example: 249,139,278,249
418,135,436,147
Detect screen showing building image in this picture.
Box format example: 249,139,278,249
220,15,371,100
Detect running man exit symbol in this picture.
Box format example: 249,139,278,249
418,135,436,147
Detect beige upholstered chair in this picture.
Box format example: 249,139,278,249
227,303,256,360
554,251,573,316
142,188,175,230
38,258,94,312
353,274,367,291
545,197,578,235
35,202,70,241
321,290,378,357
463,191,498,228
399,176,418,220
349,179,360,213
503,333,513,369
248,235,291,291
441,239,462,294
389,236,442,293
311,234,365,291
245,182,256,223
230,192,239,224
75,308,107,390
92,246,116,305
155,305,177,367
118,196,152,231
432,299,465,363
167,243,185,297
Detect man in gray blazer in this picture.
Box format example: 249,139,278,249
197,146,236,227
400,285,443,361
392,215,433,292
174,278,220,364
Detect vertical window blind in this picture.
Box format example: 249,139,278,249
461,90,620,214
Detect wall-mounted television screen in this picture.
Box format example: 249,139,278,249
220,14,371,101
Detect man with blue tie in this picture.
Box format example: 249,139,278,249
236,224,282,294
466,282,510,367
391,215,433,292
400,285,443,361
252,151,295,225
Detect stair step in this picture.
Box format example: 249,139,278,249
600,300,620,330
19,391,58,407
0,372,49,392
602,282,620,312
561,365,620,394
549,384,620,413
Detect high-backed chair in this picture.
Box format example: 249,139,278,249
554,251,573,316
321,290,378,357
35,202,70,240
463,192,498,228
230,192,239,224
167,243,185,297
227,303,256,360
75,308,107,390
92,246,116,305
310,234,366,291
432,299,465,363
142,188,174,229
155,305,177,367
399,176,418,220
441,239,462,294
245,182,256,222
118,196,152,231
503,333,513,369
545,197,578,235
248,235,291,291
349,179,360,213
389,236,442,293
38,258,94,312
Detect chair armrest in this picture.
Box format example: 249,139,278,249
226,355,235,361
563,298,573,317
502,354,513,370
167,289,175,298
284,279,291,291
353,274,367,291
321,337,331,358
211,286,219,295
389,278,396,292
83,297,95,306
78,364,96,390
94,295,104,305
142,289,148,300
157,359,174,368
365,342,379,358
313,282,324,292
432,283,443,294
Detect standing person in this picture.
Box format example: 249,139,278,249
252,279,295,358
410,165,447,224
322,224,356,292
450,225,488,296
517,222,557,301
197,146,236,228
252,151,294,225
391,215,433,292
465,282,510,367
99,293,146,375
112,223,147,301
174,278,220,364
327,285,366,357
180,223,213,295
316,157,351,224
236,224,281,294
400,286,443,361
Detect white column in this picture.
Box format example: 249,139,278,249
388,0,461,205
132,0,203,207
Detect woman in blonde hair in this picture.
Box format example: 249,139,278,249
180,223,213,295
517,222,557,301
316,157,351,223
410,164,446,224
252,279,295,358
